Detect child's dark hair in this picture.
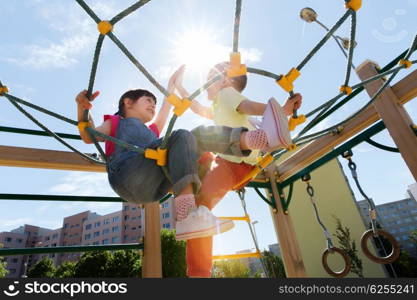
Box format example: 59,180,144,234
116,89,156,117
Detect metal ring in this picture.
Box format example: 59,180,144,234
306,186,314,197
360,229,400,264
321,247,351,278
348,161,356,171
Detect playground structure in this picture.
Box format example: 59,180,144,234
0,0,416,277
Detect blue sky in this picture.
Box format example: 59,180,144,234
0,0,416,256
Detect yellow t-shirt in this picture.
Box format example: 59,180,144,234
212,87,259,165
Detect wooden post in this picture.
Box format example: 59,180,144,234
356,60,417,180
142,202,162,278
266,167,307,277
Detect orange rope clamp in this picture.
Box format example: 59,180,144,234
0,86,9,95
345,0,362,11
276,68,300,92
227,52,247,77
97,21,113,35
145,147,167,166
77,121,91,132
399,59,412,69
166,94,192,117
339,85,352,95
288,114,306,131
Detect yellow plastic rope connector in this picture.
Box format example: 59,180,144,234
399,59,412,69
277,68,300,93
227,52,247,77
345,0,362,11
369,209,377,220
145,147,167,166
288,114,306,131
97,21,113,35
287,144,297,151
233,154,274,190
339,85,353,95
0,86,9,95
77,121,91,132
166,94,192,116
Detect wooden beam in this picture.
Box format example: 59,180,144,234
0,145,105,172
266,166,306,277
276,68,417,182
142,202,162,278
356,60,417,180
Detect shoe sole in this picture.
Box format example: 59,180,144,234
175,220,235,241
263,98,292,151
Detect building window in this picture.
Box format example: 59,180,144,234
162,212,170,219
5,237,12,243
131,227,137,231
124,225,128,230
124,205,129,211
102,239,109,245
17,239,23,243
85,234,91,240
64,223,68,229
124,215,129,220
102,228,110,235
93,241,99,245
93,231,100,237
112,226,119,233
132,207,137,211
112,237,120,243
94,221,101,228
45,236,50,241
104,219,110,225
52,234,58,239
11,258,18,263
113,216,120,223
85,224,92,230
163,223,171,229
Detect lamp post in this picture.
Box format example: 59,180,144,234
300,7,357,68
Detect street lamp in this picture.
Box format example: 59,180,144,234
300,7,357,67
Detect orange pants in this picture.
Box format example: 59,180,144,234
186,156,254,277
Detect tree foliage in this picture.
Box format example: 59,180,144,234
161,229,186,277
212,259,251,278
0,243,8,278
262,250,286,278
333,217,364,278
27,257,56,278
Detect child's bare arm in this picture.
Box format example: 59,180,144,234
236,100,266,115
190,100,214,120
75,90,109,144
173,66,214,120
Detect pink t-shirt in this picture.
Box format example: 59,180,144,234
103,115,160,156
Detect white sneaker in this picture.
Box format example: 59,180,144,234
175,206,234,241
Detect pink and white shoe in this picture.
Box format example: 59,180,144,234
261,98,292,151
175,206,234,241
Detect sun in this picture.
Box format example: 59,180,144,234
171,28,228,74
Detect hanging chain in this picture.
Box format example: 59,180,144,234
342,150,378,235
302,174,335,250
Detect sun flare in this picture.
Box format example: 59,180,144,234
172,28,228,74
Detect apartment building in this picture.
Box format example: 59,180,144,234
0,198,175,277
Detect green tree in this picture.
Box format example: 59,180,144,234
107,250,142,277
27,257,56,278
392,250,417,277
73,251,113,277
333,217,364,278
161,229,186,277
212,259,251,278
262,250,286,278
0,243,8,278
54,261,76,278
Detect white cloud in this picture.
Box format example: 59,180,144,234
48,172,115,196
0,218,33,231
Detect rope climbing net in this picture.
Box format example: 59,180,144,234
0,0,416,184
